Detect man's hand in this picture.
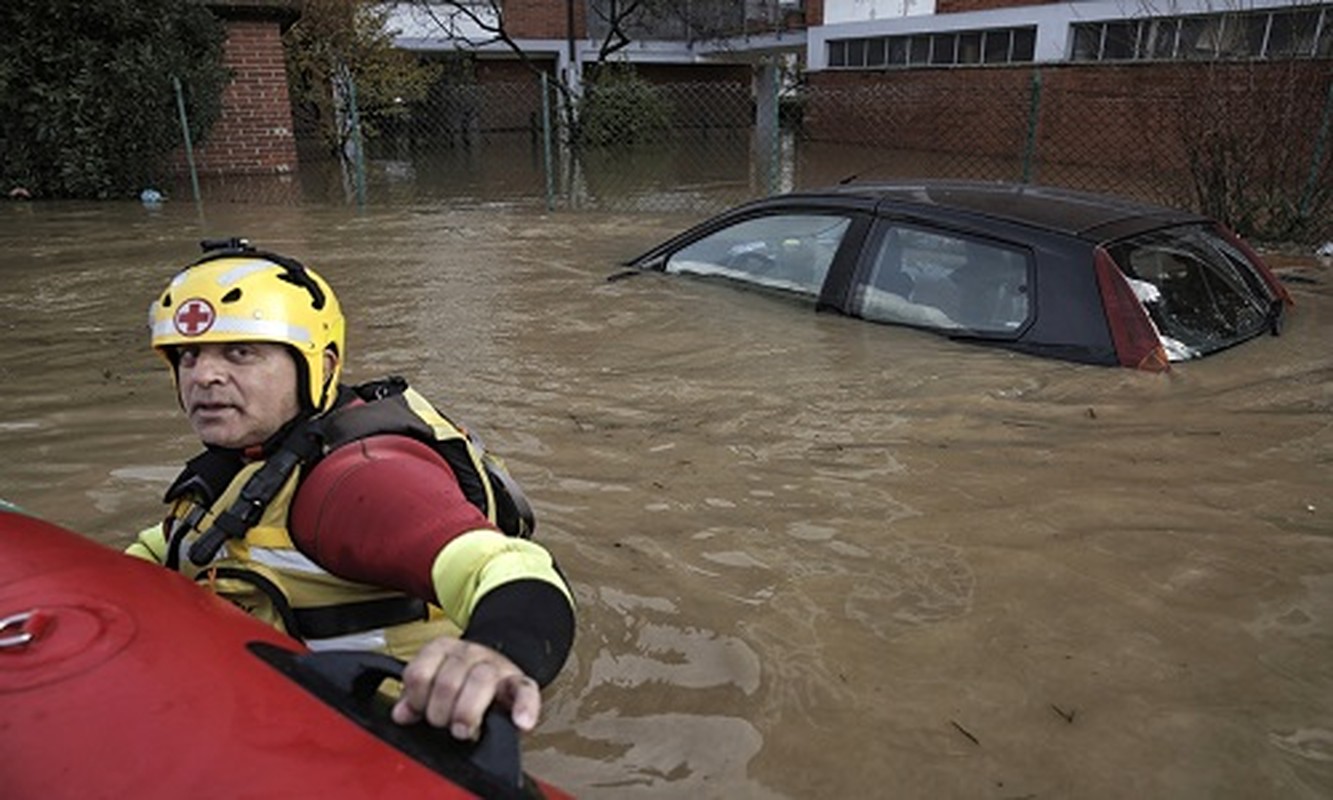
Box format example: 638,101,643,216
390,637,542,741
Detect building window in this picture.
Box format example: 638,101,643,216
828,26,1038,69
1071,4,1330,62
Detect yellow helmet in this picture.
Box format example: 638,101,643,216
148,239,345,413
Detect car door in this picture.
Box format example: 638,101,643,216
844,217,1036,337
654,208,872,303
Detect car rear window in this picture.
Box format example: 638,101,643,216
852,223,1032,335
663,214,853,297
1106,224,1275,359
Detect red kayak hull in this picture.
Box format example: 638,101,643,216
0,509,571,799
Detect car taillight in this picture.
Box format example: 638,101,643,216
1093,247,1170,372
1216,224,1294,307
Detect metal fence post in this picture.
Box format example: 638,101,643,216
769,63,782,196
1299,75,1333,222
172,75,203,217
347,74,367,209
755,60,781,196
1022,68,1043,184
542,71,556,212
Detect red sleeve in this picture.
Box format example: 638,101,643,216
288,435,498,601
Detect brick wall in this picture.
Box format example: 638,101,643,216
805,0,825,26
803,60,1333,178
504,0,586,39
175,18,298,176
936,0,1058,13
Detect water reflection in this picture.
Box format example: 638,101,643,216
2,201,1331,798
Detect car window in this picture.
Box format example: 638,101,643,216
1107,225,1272,359
663,214,853,297
853,223,1031,335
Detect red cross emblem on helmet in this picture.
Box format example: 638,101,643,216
173,298,216,337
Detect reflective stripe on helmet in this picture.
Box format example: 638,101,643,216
151,316,313,345
214,259,281,286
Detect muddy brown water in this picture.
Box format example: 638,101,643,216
2,200,1331,798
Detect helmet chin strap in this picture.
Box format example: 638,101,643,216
316,347,342,414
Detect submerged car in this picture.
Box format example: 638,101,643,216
622,181,1293,370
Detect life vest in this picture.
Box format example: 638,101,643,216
156,377,535,654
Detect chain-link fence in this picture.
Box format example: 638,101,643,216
177,61,1333,244
346,77,770,213
789,60,1333,245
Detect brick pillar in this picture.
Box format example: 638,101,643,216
805,0,825,25
177,18,298,176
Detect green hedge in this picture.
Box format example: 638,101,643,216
0,0,229,199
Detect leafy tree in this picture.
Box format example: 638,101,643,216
0,0,228,199
284,0,439,161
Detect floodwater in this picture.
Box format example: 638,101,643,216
2,199,1331,799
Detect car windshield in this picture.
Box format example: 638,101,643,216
1107,224,1274,359
663,214,853,297
852,223,1032,335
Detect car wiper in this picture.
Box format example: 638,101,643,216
606,268,642,282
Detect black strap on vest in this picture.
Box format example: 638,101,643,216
180,379,536,568
294,596,429,641
165,447,246,507
187,420,326,567
202,567,304,636
202,569,427,643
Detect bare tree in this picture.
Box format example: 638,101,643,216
404,0,746,94
405,1,654,86
402,0,710,141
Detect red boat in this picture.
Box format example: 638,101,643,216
0,506,573,800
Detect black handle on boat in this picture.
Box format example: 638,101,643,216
247,643,532,798
298,649,523,789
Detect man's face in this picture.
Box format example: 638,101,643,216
176,341,302,449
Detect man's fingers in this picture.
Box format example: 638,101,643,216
393,639,459,727
499,675,542,731
390,699,422,725
448,660,502,740
389,639,543,738
422,652,472,730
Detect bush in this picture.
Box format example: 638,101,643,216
1179,61,1333,244
577,66,672,147
0,0,228,199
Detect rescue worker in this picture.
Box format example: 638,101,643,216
126,239,575,742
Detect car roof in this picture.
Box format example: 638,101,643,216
779,180,1210,242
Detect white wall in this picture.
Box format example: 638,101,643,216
823,0,938,25
810,0,1313,68
382,2,498,44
